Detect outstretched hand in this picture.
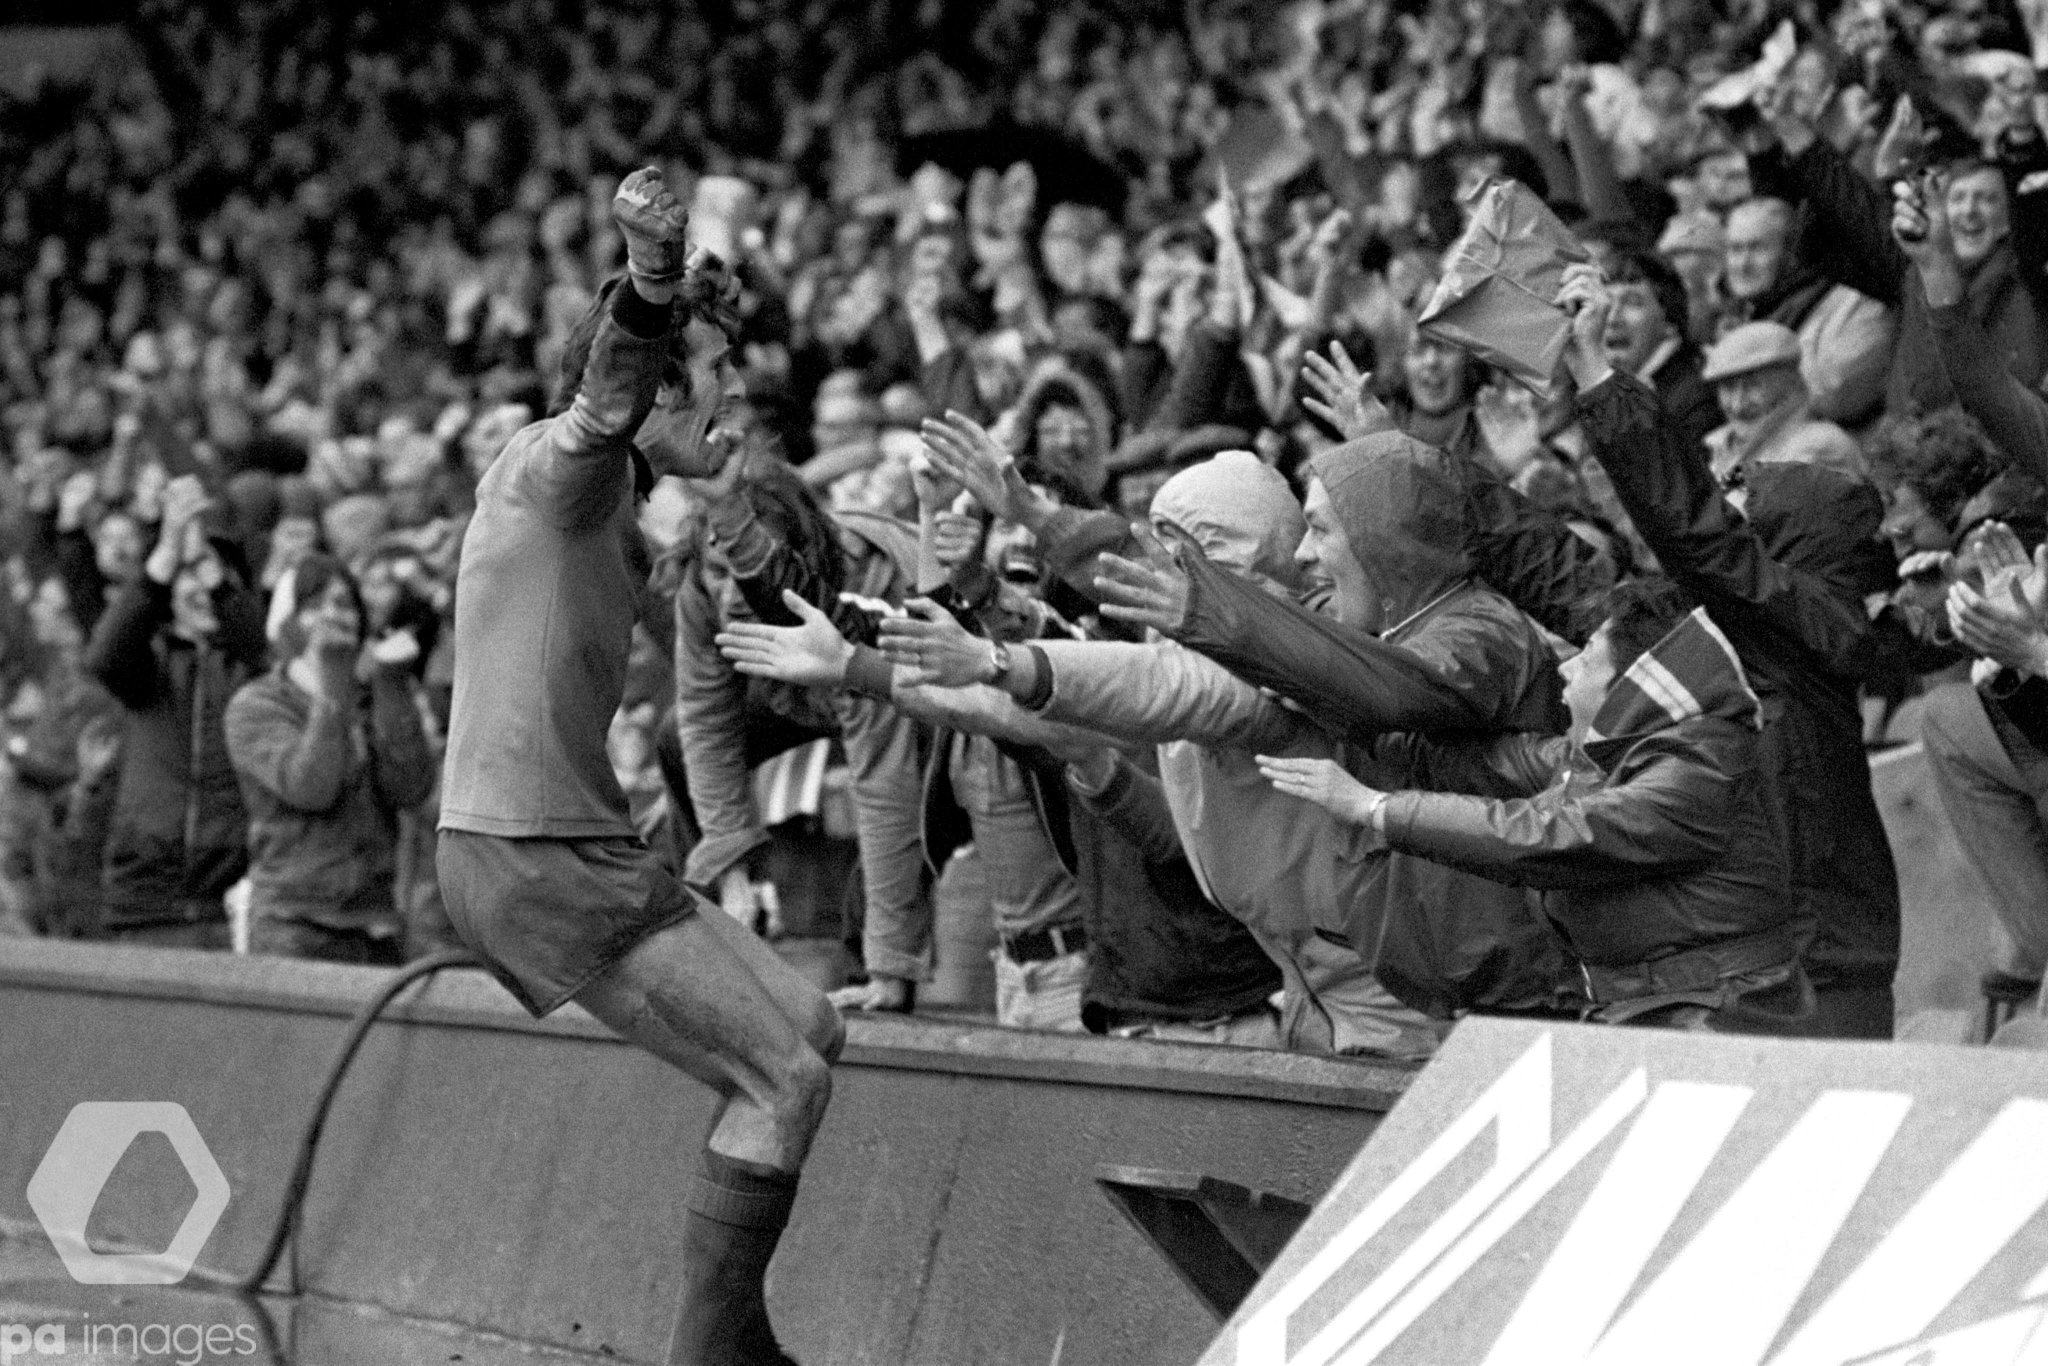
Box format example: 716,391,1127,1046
1093,524,1193,635
716,589,855,687
1254,755,1387,829
612,166,689,283
920,410,1043,529
876,598,994,688
1300,340,1390,440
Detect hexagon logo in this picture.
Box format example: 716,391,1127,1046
25,1102,229,1285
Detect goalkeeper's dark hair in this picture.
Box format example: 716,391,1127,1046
550,258,745,418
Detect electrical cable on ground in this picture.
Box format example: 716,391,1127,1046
236,949,483,1296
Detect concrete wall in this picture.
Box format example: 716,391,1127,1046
1873,742,2002,1044
0,942,1406,1365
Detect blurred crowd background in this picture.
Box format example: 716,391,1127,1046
8,0,2048,1049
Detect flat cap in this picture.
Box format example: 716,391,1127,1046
1655,210,1725,258
1701,321,1802,383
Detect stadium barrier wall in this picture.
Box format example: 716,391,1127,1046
0,940,1407,1365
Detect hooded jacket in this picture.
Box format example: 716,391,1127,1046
1171,431,1565,749
1580,372,1949,994
1035,448,1568,1023
1372,607,1804,1020
1161,431,1574,1016
1010,354,1119,507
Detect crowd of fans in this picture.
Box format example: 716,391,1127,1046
9,0,2048,1050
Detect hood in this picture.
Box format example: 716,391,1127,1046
1583,606,1761,764
1742,462,1895,600
1307,429,1472,624
1150,450,1305,591
1013,353,1119,504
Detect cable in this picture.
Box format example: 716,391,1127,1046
237,949,483,1294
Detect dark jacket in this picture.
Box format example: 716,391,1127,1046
845,645,1281,1028
1068,752,1282,1028
1766,137,2048,415
224,666,434,931
1653,341,1724,459
1926,296,2048,485
1373,606,1804,1021
1122,326,1265,436
683,499,930,979
1164,430,1576,1016
1455,438,1619,645
1579,372,1946,989
84,576,267,927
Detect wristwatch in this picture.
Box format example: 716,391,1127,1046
984,641,1013,686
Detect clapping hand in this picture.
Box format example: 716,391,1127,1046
717,589,856,688
1950,552,2048,676
1950,522,2048,675
146,474,212,585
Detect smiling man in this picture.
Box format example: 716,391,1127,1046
438,168,841,1366
1756,94,2046,415
1697,321,1866,500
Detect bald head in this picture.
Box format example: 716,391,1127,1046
1724,198,1795,303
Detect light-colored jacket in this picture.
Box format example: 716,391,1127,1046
227,667,433,930
1704,399,1866,493
1034,636,1441,1060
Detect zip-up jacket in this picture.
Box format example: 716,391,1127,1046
83,575,266,927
